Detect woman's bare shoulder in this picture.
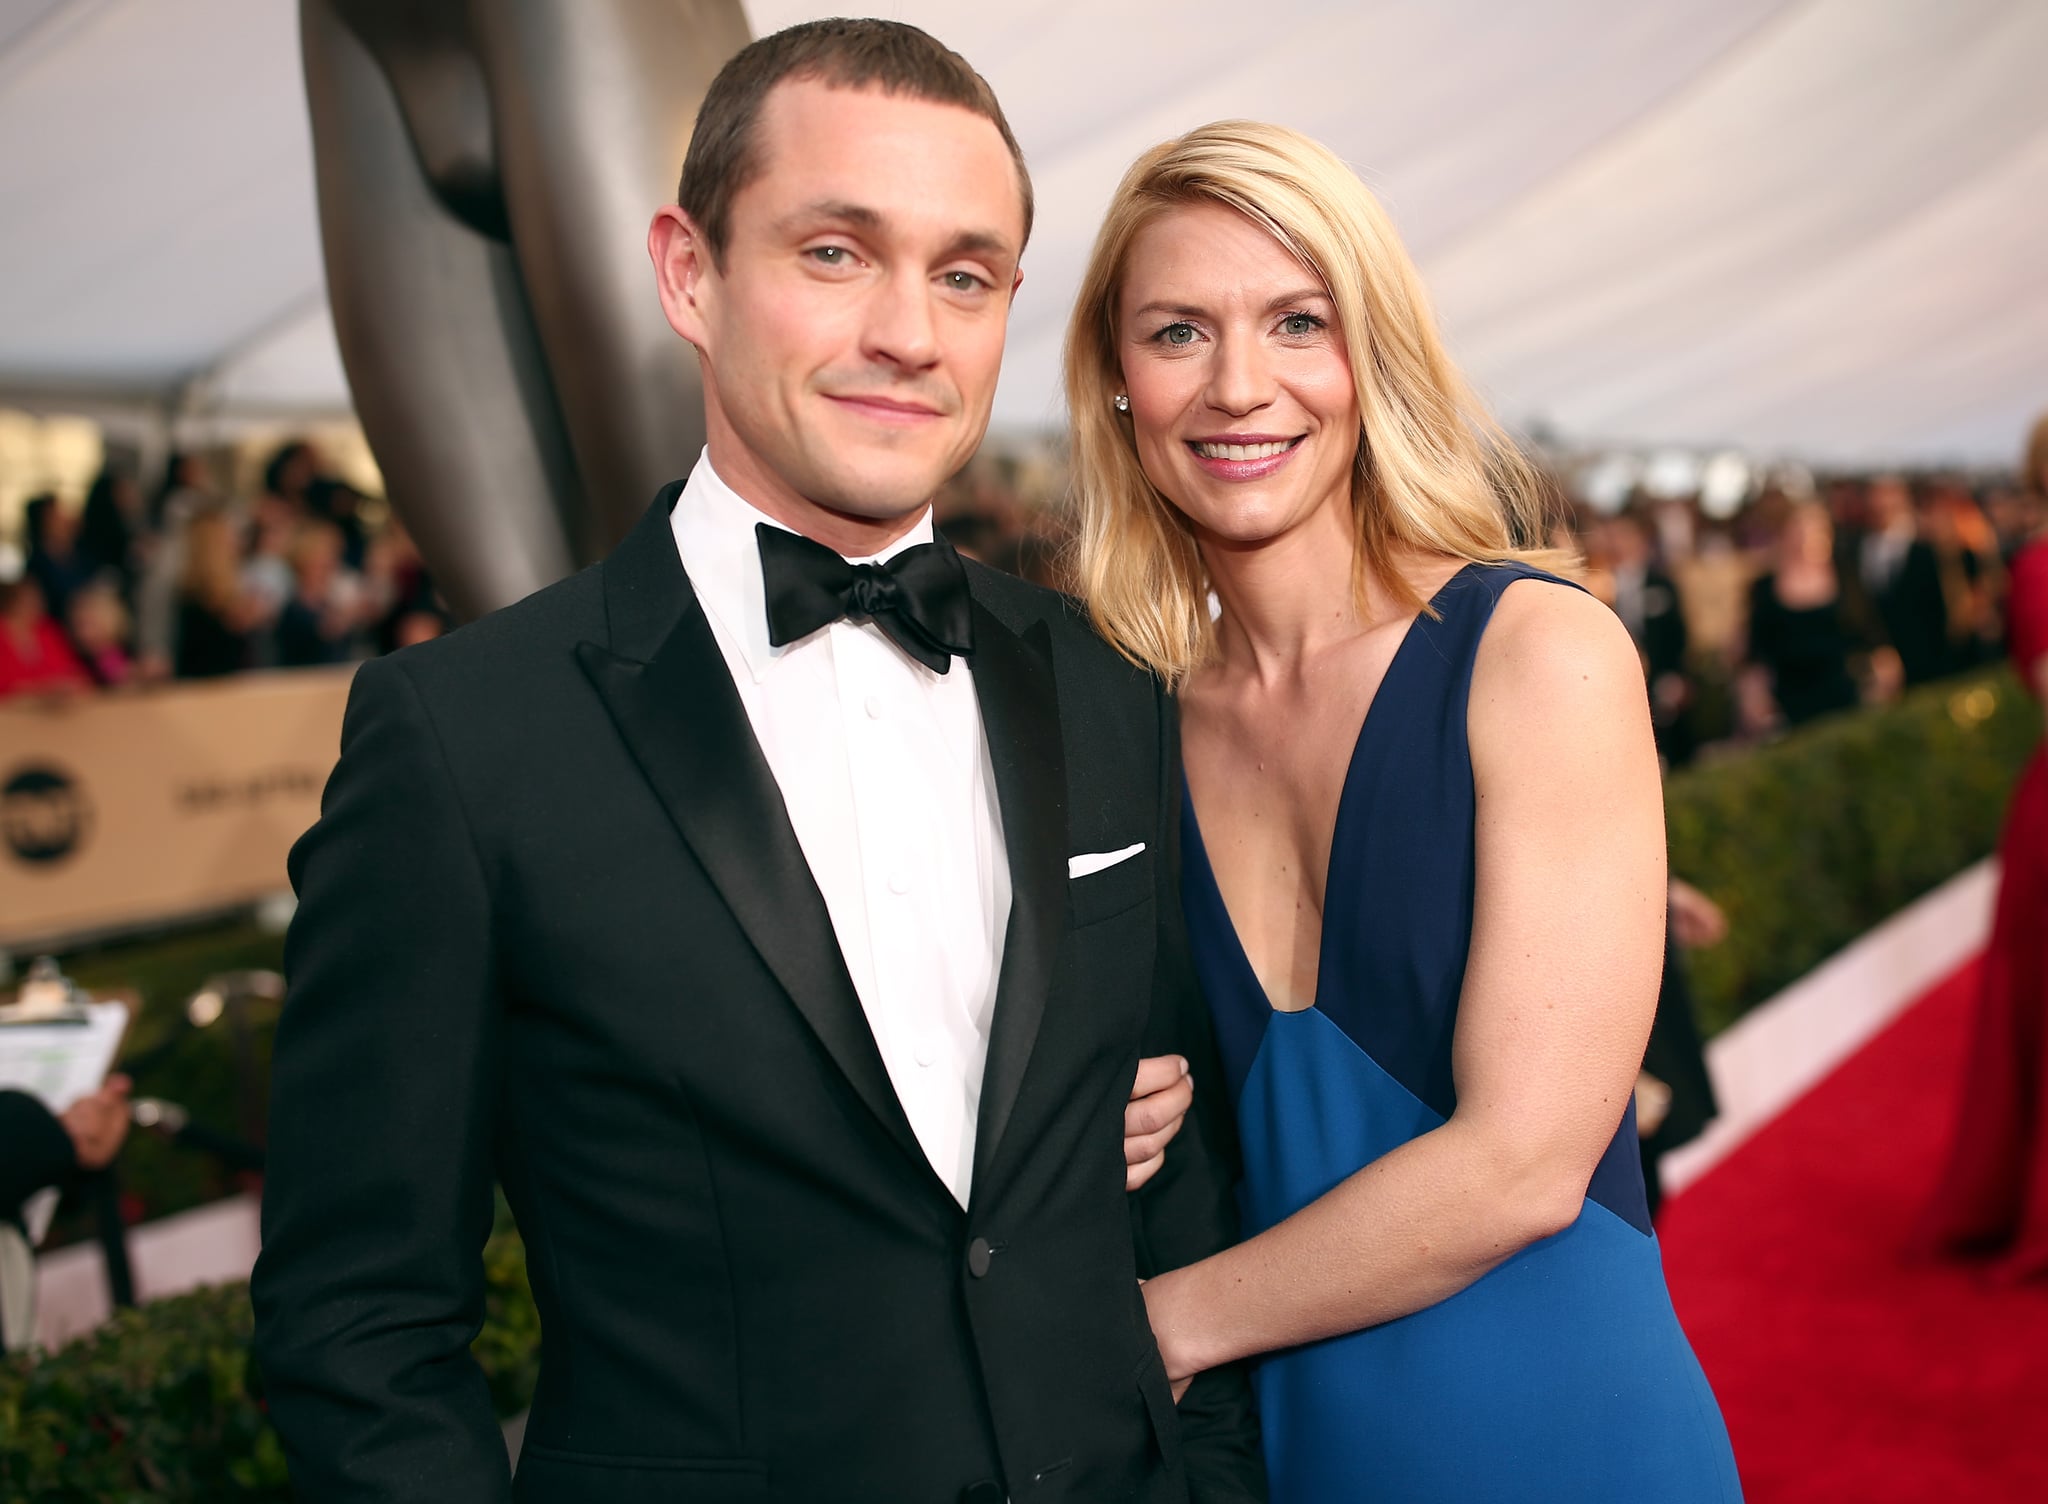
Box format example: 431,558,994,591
1469,575,1649,756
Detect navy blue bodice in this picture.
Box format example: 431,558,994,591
1185,562,1652,1234
1179,562,1741,1503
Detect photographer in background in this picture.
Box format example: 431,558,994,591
0,1077,133,1352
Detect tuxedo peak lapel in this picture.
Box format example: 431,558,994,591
599,480,693,660
576,489,934,1183
969,599,1068,1187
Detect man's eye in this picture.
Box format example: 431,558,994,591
944,271,986,292
809,246,850,266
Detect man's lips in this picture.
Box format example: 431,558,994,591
823,393,947,424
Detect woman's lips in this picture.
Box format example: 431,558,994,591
1185,434,1305,480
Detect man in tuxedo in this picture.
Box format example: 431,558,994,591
1851,474,1949,686
252,18,1262,1504
1602,509,1693,765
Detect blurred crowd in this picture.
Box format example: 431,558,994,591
0,441,449,702
9,428,2041,752
1570,461,2045,767
934,440,2047,769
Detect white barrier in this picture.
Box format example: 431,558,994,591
32,1192,260,1349
1662,858,1999,1197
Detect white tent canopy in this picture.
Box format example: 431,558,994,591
2,0,2044,466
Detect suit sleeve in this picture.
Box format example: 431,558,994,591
1129,691,1267,1502
250,655,508,1502
1,1090,76,1214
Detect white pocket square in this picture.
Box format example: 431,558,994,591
1068,843,1146,879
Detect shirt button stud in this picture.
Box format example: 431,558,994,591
864,693,884,719
887,870,911,895
914,1038,937,1068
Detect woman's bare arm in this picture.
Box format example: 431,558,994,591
1144,580,1667,1379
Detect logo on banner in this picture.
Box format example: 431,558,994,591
1,764,93,865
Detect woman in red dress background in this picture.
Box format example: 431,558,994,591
1915,411,2048,1277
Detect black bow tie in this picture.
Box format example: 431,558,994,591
757,523,975,674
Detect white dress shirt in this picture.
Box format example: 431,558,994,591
671,451,1010,1206
1861,525,1913,594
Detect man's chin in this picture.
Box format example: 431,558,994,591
800,458,951,525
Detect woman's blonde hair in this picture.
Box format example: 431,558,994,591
1066,119,1563,684
179,507,242,614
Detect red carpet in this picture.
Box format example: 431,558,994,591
1659,957,2048,1502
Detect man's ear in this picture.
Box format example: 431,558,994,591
1010,265,1024,302
649,204,715,349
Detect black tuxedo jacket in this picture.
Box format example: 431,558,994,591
1636,568,1689,686
251,485,1264,1504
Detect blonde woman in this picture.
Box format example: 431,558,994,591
1068,121,1741,1500
172,507,263,678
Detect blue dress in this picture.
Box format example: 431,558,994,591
1181,563,1743,1502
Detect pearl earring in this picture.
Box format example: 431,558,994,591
1113,394,1130,412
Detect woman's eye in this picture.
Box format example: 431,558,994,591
1161,323,1197,346
1280,313,1322,337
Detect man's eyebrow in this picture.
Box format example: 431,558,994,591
940,228,1017,264
775,200,1016,264
777,198,884,234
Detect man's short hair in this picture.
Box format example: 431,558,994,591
678,18,1033,266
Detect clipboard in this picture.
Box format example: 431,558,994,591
0,988,134,1245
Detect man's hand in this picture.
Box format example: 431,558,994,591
60,1075,133,1170
1125,1055,1192,1191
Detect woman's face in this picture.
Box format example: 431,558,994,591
1783,506,1834,566
1115,202,1359,549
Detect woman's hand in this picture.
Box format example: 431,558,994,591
1124,1054,1192,1191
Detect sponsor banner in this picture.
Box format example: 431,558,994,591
0,669,352,949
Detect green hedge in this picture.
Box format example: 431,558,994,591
0,1200,537,1502
1667,665,2039,1035
0,1284,287,1500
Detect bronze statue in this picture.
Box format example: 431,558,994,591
301,0,751,619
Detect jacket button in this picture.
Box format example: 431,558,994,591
966,1236,994,1278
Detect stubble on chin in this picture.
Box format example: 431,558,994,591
778,441,944,532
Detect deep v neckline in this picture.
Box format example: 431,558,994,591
1182,564,1476,1017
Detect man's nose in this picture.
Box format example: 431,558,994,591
862,268,941,372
